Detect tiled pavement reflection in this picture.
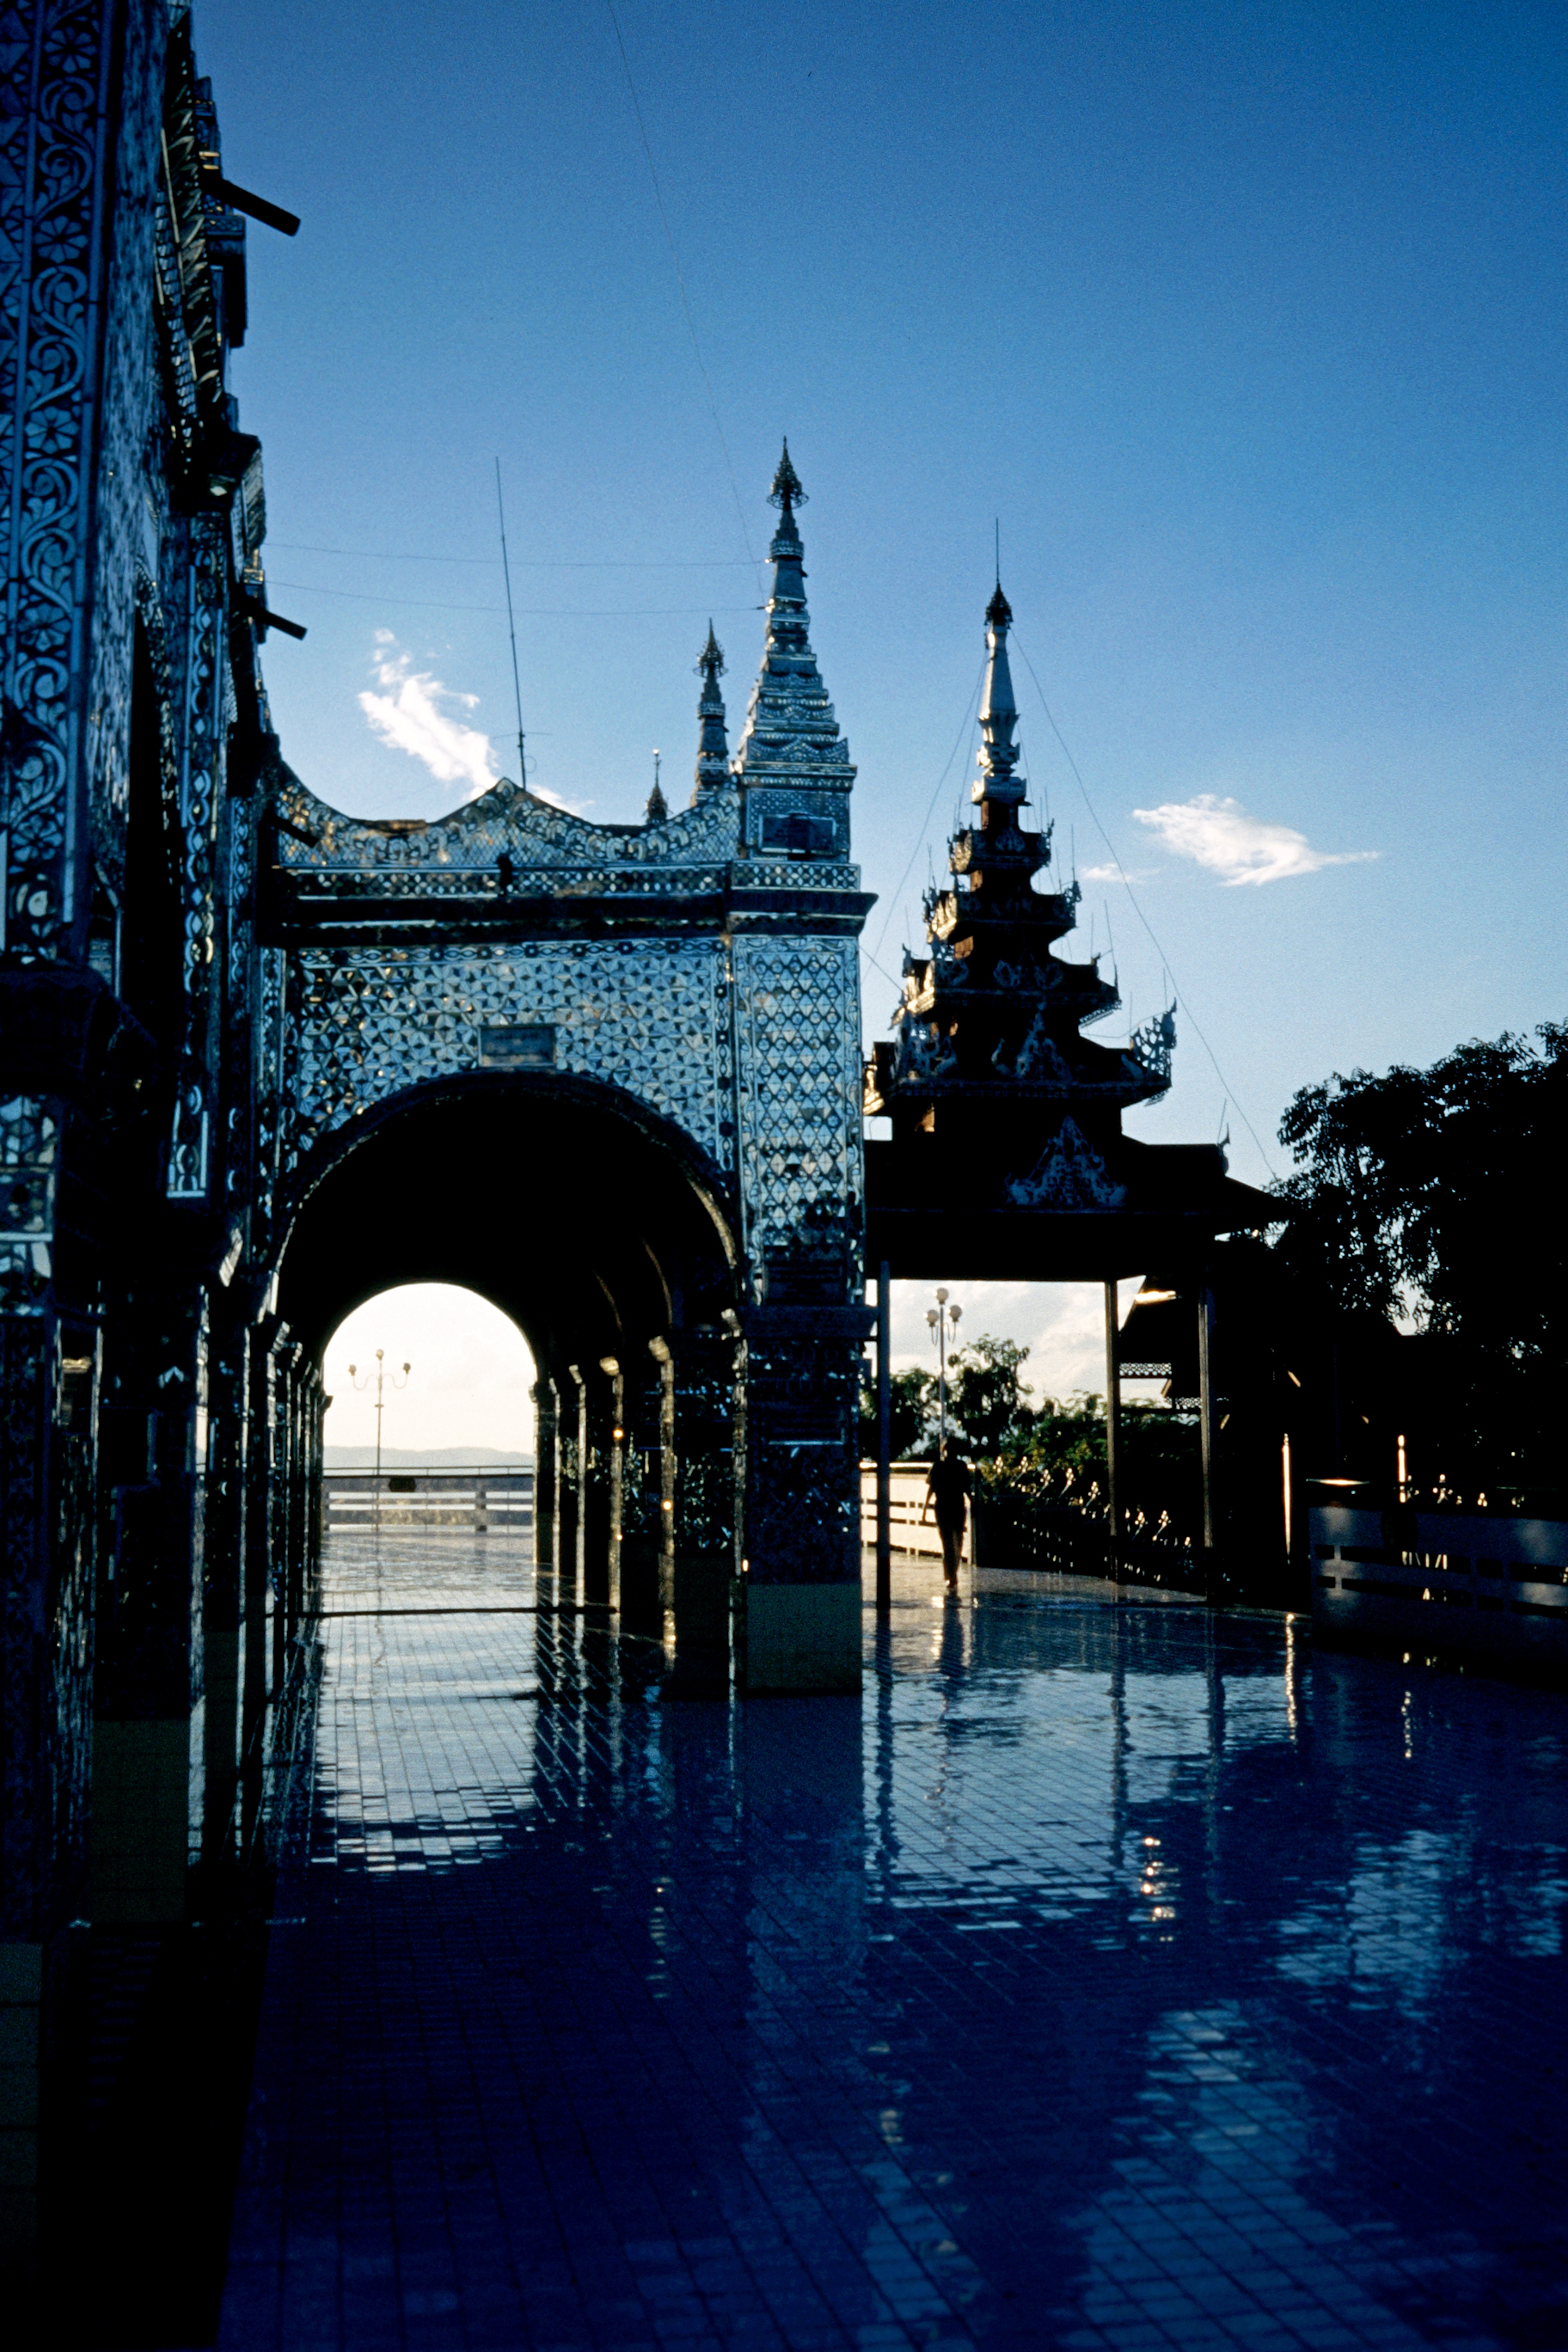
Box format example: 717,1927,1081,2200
222,1531,1568,2349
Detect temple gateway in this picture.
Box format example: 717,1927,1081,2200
0,4,1269,2252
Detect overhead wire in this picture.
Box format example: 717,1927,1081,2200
868,658,986,971
266,579,763,619
1011,632,1279,1180
267,542,758,572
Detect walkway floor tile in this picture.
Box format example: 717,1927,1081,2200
220,1528,1568,2349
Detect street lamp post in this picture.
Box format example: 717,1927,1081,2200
926,1289,963,1445
348,1347,412,1483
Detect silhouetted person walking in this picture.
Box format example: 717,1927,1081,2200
922,1437,972,1586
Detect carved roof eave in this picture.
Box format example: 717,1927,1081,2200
899,979,1121,1021
884,1072,1173,1109
929,891,1078,940
269,769,744,876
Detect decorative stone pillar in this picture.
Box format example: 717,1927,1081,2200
738,1311,868,1694
581,1360,621,1608
92,1280,209,1927
660,1326,741,1697
0,1270,95,2260
554,1364,586,1602
530,1379,557,1572
617,1349,666,1645
200,1308,249,1872
241,1319,280,1847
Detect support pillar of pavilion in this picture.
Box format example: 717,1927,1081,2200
659,1332,738,1699
738,1310,868,1694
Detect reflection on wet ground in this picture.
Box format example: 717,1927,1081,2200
222,1528,1568,2349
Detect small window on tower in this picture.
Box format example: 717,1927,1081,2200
760,813,833,856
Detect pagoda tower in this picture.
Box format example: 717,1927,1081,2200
866,582,1174,1208
732,442,855,861
691,622,730,799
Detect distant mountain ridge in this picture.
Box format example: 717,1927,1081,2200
323,1446,532,1469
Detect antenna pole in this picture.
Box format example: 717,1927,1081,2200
495,458,527,787
995,515,1000,585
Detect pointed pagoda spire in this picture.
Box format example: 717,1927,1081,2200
692,621,729,796
976,579,1022,802
734,441,855,799
771,438,805,514
761,438,807,652
866,574,1173,1145
646,747,668,824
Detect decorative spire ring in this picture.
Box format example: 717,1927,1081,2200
769,438,805,511
695,622,725,678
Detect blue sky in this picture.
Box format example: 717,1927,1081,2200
200,0,1567,1406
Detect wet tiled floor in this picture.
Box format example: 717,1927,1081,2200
221,1528,1568,2349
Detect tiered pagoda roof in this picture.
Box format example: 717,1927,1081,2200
866,580,1174,1209
732,445,856,838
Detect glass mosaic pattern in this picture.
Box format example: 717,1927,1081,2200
733,936,866,1277
285,939,735,1178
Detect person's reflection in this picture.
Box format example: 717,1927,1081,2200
938,1583,967,1679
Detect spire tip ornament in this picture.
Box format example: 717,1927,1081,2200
692,623,731,796
769,438,805,511
986,580,1013,630
695,621,725,679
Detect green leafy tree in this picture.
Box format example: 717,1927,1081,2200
979,1392,1204,1547
948,1334,1033,1454
1272,1020,1568,1483
858,1367,938,1459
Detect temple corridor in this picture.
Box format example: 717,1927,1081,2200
218,1526,1568,2350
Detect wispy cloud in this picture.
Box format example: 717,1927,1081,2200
358,633,499,800
1131,793,1376,887
1080,861,1153,885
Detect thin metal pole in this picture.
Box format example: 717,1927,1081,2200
938,1311,947,1444
1197,1272,1216,1558
495,457,527,787
876,1263,891,1613
1104,1280,1121,1581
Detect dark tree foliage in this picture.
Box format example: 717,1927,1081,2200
977,1393,1204,1550
857,1368,937,1459
948,1335,1032,1453
1273,1021,1568,1484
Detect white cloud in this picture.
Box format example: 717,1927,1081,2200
887,1277,1140,1405
1131,793,1376,887
1080,861,1153,885
358,633,499,800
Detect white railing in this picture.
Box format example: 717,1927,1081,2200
324,1467,532,1528
859,1462,954,1560
1311,1500,1568,1668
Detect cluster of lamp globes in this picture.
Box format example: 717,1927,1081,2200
927,1288,962,1439
346,1348,413,1481
347,1348,412,1390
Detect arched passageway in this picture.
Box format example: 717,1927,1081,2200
278,1071,744,1689
322,1285,536,1467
